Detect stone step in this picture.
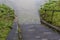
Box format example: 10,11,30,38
20,24,60,40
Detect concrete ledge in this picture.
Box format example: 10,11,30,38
41,18,60,33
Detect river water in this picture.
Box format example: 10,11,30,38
0,0,48,24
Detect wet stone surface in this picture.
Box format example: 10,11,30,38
7,22,18,40
41,39,48,40
20,24,60,40
43,32,52,34
35,36,41,39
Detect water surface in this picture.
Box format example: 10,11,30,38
0,0,48,24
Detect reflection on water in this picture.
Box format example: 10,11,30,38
0,0,48,24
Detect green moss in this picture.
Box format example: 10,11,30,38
0,4,15,40
40,0,60,27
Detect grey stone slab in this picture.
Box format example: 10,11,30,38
46,34,60,39
20,24,60,40
43,32,53,34
41,38,48,40
23,38,36,40
35,36,41,39
28,29,35,32
59,39,60,40
35,25,53,32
